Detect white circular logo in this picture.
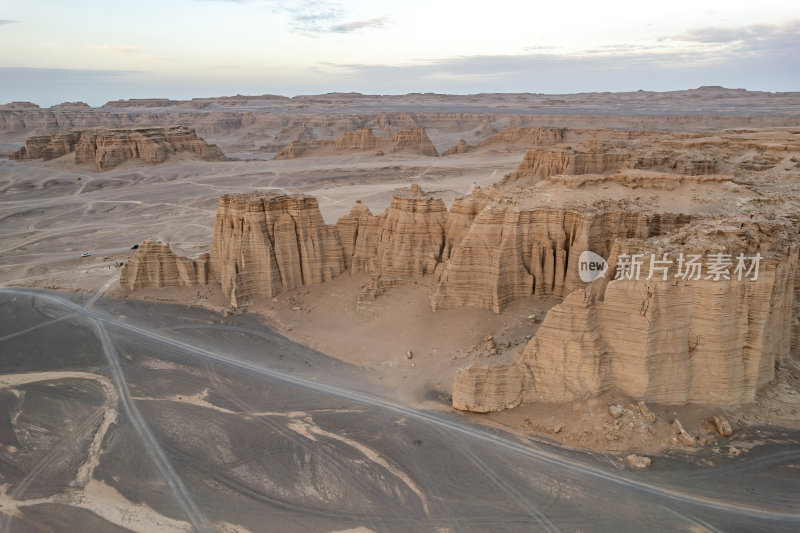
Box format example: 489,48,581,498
578,251,608,283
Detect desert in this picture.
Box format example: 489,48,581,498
1,88,799,532
2,2,800,531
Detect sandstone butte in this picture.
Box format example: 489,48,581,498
442,127,564,155
273,127,439,159
501,138,716,185
10,126,227,171
120,152,800,412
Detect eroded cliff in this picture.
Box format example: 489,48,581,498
443,127,564,155
453,220,799,410
274,127,438,159
120,142,799,409
11,126,226,170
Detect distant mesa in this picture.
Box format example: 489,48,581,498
101,98,179,108
502,139,631,184
10,126,227,171
273,127,439,159
501,138,718,185
0,101,40,110
442,127,564,155
50,101,92,109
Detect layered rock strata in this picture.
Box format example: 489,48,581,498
503,140,631,184
443,127,564,155
11,126,226,170
121,172,799,409
208,193,346,307
119,240,209,290
452,222,799,410
274,127,438,159
430,204,691,313
10,131,82,161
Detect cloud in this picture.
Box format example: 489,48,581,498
313,35,799,94
307,19,800,93
668,19,800,52
88,44,169,61
91,44,141,55
330,15,392,33
282,1,345,32
0,19,17,26
262,1,390,35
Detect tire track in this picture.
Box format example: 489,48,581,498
92,321,213,532
0,407,105,533
4,288,800,525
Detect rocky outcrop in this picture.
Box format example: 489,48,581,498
355,184,447,278
633,152,717,175
74,127,227,170
442,139,469,156
444,127,564,155
123,185,460,306
451,364,524,412
120,240,208,290
388,128,439,156
274,127,438,159
502,140,631,184
121,165,799,410
208,193,346,307
102,99,177,108
452,221,799,410
336,200,373,270
50,102,91,109
334,128,379,151
431,204,690,314
11,126,226,170
10,132,82,161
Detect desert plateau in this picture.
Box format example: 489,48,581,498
1,2,800,532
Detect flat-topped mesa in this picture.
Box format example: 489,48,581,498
443,127,564,155
452,219,800,411
75,126,227,171
209,192,346,307
101,98,177,108
11,126,226,170
10,131,82,161
502,140,631,185
274,127,439,159
120,240,209,290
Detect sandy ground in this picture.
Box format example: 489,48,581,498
2,92,800,529
1,290,799,532
0,149,519,293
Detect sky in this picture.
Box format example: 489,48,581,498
0,0,798,106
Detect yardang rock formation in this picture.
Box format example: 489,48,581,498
120,129,800,410
274,127,439,159
11,126,226,170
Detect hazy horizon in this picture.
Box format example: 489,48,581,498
1,0,798,106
